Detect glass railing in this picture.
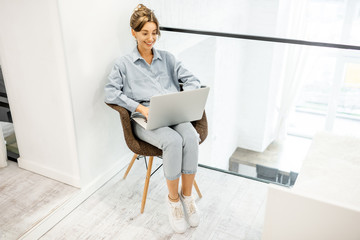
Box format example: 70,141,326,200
156,27,360,187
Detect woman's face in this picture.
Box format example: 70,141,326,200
132,22,158,52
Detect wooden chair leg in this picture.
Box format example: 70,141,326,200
123,154,138,179
193,179,202,198
141,156,154,213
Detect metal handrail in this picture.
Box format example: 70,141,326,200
160,26,360,51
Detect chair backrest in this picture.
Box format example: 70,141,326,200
106,103,208,156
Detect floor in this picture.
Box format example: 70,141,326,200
0,135,308,240
40,158,268,240
0,161,78,240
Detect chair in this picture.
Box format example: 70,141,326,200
106,103,208,213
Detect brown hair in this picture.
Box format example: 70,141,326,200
130,4,160,35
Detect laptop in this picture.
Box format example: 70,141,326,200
133,86,210,130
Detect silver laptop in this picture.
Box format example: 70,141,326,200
133,86,210,130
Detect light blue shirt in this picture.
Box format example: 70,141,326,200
104,47,201,114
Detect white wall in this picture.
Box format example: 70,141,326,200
210,38,244,169
144,0,249,34
0,0,140,187
263,185,360,240
237,0,281,152
57,0,138,186
237,40,274,152
0,0,81,186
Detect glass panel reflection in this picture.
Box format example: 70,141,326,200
156,30,360,186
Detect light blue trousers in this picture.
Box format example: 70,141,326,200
132,121,200,180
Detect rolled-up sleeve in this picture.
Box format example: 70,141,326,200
173,56,201,91
104,61,139,112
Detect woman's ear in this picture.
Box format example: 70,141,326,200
131,29,136,38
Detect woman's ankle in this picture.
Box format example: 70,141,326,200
168,193,180,202
181,189,192,197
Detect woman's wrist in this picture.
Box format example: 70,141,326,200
135,104,149,119
135,104,144,113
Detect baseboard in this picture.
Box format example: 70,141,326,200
18,152,132,240
17,157,82,187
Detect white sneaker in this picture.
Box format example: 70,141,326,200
180,192,200,227
166,195,187,233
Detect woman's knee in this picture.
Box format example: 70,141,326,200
182,130,200,147
160,131,183,149
173,123,200,146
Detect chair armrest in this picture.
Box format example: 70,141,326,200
105,103,163,156
105,103,142,151
192,111,208,144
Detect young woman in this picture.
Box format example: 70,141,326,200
104,4,201,233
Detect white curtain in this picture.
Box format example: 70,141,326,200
275,0,309,140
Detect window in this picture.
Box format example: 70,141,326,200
288,0,360,138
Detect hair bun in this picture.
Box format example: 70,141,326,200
134,4,146,12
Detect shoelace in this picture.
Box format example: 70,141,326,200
184,198,196,215
172,204,184,219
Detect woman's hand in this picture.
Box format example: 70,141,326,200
136,104,149,120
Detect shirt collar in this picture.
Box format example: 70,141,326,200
132,47,162,63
